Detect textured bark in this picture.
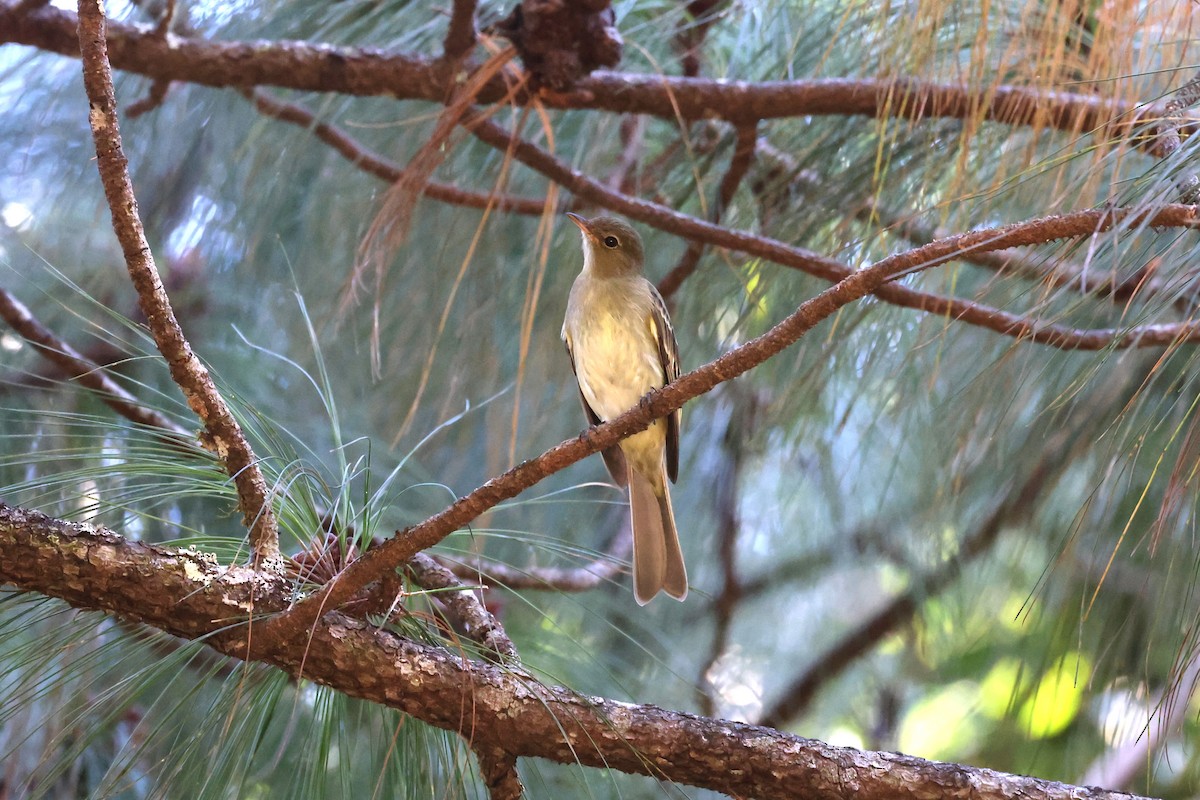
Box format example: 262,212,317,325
76,0,279,564
0,3,1147,130
0,503,1153,800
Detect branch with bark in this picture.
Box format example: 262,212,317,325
0,2,1154,131
0,502,1153,800
77,0,279,565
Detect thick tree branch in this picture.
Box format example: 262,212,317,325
1,2,1151,131
76,0,279,565
0,502,1153,800
259,203,1200,653
405,552,519,664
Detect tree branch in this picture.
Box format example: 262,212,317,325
466,111,1200,350
658,122,757,298
436,525,631,592
0,501,1153,800
258,202,1200,653
442,0,477,62
76,0,280,565
0,2,1150,131
0,286,191,436
240,89,550,216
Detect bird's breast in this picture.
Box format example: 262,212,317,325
565,276,665,422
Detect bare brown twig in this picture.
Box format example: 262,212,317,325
752,140,1154,309
437,524,631,593
76,0,279,566
0,287,191,437
466,113,1200,350
673,0,729,78
442,0,477,62
659,123,757,298
241,89,550,216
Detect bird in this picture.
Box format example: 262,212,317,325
560,212,687,604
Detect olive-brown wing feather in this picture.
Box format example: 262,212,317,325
649,285,681,483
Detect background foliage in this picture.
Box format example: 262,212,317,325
2,0,1200,797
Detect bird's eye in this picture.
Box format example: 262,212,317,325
603,236,619,249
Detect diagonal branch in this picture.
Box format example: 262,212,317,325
404,552,518,664
0,501,1155,800
466,113,1200,350
241,89,550,215
76,0,279,565
256,203,1200,651
658,122,757,298
0,286,191,437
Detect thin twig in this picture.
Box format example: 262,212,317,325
673,0,729,78
465,113,1200,351
754,140,1150,308
76,0,280,566
254,202,1200,651
436,525,632,592
0,287,191,437
659,123,757,298
241,89,549,215
126,78,170,117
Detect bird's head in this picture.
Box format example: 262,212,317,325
567,213,645,277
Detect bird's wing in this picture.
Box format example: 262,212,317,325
648,284,681,483
563,329,629,487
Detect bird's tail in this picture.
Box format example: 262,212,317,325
629,467,688,605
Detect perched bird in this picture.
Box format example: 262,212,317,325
561,213,687,604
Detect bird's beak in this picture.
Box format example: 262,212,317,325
566,212,598,242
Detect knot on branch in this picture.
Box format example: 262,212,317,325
491,0,621,91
